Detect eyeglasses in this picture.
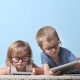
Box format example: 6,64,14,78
12,56,30,63
43,42,61,54
48,42,59,50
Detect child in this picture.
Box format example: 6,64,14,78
36,26,79,75
0,40,44,75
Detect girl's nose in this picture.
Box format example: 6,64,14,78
19,59,23,63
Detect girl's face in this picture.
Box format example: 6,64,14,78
42,39,60,58
11,50,30,71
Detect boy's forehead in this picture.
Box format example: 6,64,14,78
42,37,58,43
42,38,58,47
42,41,53,46
41,35,57,40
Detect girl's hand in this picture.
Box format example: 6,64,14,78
32,68,44,75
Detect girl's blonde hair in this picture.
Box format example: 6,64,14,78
36,26,61,49
6,40,33,66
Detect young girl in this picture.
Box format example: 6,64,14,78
0,40,44,75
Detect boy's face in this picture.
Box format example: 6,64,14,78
42,39,60,57
11,51,30,70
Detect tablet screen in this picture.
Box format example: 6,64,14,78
51,60,80,74
12,72,32,75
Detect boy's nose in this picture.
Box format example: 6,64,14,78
52,48,56,52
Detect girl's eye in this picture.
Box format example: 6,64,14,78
15,57,19,60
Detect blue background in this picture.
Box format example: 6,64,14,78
0,0,80,67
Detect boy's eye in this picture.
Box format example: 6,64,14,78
47,47,53,50
47,43,59,50
47,45,55,49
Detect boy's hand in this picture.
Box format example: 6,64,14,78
52,70,61,75
44,69,61,75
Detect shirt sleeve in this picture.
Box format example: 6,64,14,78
41,52,49,64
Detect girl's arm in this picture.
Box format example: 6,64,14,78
0,67,10,75
32,63,44,75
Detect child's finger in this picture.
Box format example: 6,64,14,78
32,68,36,75
55,71,61,75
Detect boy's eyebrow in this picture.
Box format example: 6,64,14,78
47,43,59,49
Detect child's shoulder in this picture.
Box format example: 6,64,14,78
60,47,71,53
59,47,74,57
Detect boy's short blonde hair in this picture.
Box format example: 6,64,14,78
6,40,33,66
36,26,60,49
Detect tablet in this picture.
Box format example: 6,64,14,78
12,72,32,75
51,60,80,74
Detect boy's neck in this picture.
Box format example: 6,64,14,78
52,55,60,64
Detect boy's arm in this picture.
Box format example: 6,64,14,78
74,59,80,70
43,64,61,75
43,64,56,75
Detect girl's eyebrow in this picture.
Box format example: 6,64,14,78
12,55,30,58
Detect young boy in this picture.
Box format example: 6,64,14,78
36,26,80,75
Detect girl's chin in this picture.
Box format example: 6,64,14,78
17,65,25,69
